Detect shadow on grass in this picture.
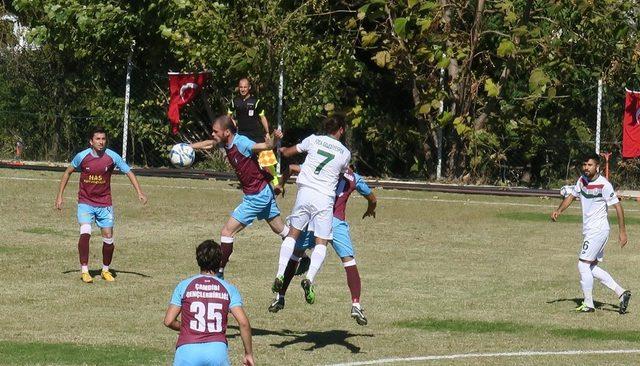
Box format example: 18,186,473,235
547,297,621,313
227,326,373,353
62,268,151,278
496,212,640,225
398,317,640,343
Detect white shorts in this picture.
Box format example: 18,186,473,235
288,186,334,240
579,230,609,262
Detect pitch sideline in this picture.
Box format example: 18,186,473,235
324,349,640,365
3,175,640,212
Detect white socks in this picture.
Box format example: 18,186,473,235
306,244,327,283
579,261,627,307
278,226,290,239
276,237,296,277
591,264,625,298
578,261,594,308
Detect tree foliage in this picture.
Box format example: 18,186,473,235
1,0,639,186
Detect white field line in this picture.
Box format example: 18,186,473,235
324,349,640,365
3,175,640,212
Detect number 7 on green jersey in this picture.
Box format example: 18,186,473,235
315,149,335,174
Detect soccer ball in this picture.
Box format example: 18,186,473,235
170,143,195,168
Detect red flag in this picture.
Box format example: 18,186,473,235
167,72,210,134
622,88,640,158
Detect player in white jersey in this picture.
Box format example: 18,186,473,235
271,116,351,304
551,153,631,314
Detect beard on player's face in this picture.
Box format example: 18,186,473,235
582,164,598,179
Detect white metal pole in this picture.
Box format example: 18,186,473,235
437,65,445,180
277,57,284,130
122,40,135,162
595,78,603,155
276,56,284,169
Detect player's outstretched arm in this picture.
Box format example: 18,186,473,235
125,171,147,205
230,306,254,366
279,145,299,158
163,304,181,331
190,140,215,150
252,129,282,153
613,202,628,248
551,195,575,221
55,166,75,210
362,193,377,219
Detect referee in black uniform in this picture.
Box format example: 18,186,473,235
228,77,279,184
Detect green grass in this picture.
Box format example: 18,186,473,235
0,341,166,365
497,211,640,225
399,318,640,342
2,168,640,365
20,227,66,236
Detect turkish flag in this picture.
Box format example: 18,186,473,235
622,89,640,158
167,72,210,134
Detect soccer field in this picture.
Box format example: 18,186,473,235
3,168,640,365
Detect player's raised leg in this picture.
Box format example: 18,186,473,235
332,219,367,324
343,257,366,324
269,253,301,313
273,226,303,293
269,233,311,313
266,215,290,242
218,217,247,279
300,207,334,304
591,262,631,314
301,239,328,305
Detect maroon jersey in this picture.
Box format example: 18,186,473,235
71,148,131,207
333,169,372,221
225,134,271,194
171,275,242,348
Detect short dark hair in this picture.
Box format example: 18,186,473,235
89,126,107,140
213,115,237,134
583,153,600,164
322,116,346,134
196,240,222,272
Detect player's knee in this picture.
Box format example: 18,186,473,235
80,224,92,235
276,225,289,238
220,226,235,237
342,258,356,267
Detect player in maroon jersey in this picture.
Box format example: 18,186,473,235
55,127,147,283
164,240,254,366
190,115,289,278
